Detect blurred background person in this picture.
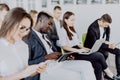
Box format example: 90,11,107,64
29,10,38,28
47,6,62,52
0,3,10,28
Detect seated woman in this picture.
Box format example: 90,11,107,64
0,7,46,80
58,11,119,80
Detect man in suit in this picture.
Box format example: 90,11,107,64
84,13,120,77
47,6,62,52
24,11,62,80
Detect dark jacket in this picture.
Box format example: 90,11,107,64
47,20,62,44
24,30,57,80
84,19,110,49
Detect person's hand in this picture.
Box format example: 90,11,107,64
104,41,110,44
45,52,62,60
67,55,75,60
109,43,116,49
4,65,40,80
37,62,47,73
22,65,39,77
77,48,89,53
83,48,90,52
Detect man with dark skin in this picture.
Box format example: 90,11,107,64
24,11,62,80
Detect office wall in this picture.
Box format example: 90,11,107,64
1,0,120,43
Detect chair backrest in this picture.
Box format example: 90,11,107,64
82,33,87,46
61,48,66,54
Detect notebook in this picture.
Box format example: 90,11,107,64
57,39,105,62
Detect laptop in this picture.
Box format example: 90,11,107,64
87,39,105,54
115,42,120,46
57,39,105,62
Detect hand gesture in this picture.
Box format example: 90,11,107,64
109,43,116,49
37,62,47,73
67,55,75,60
45,52,62,60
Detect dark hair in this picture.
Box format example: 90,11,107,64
63,11,76,40
0,7,33,37
100,14,112,23
54,6,61,10
36,11,53,24
0,3,10,11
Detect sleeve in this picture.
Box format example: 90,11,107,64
105,27,110,41
85,28,97,48
58,28,68,47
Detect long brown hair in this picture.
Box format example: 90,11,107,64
0,7,33,38
63,11,76,40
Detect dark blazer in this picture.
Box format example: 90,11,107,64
47,20,62,44
84,19,110,49
24,30,57,80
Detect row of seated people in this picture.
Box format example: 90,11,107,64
46,6,120,80
0,4,96,80
24,6,120,80
0,4,120,80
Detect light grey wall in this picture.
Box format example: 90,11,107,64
1,0,120,43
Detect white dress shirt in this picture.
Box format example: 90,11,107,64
53,18,62,46
58,27,80,47
0,38,28,77
99,26,106,39
53,18,61,38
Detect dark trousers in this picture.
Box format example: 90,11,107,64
24,74,40,80
100,48,120,75
70,52,108,80
69,45,108,80
99,50,109,60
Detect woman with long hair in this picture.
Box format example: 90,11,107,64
0,7,46,80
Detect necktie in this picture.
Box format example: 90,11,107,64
42,34,51,47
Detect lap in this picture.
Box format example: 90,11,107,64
40,60,96,80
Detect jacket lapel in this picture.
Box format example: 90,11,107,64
32,30,47,51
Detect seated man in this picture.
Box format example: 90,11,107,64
24,11,96,80
84,13,120,78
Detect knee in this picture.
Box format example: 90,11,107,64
92,52,104,59
102,51,109,60
114,48,120,55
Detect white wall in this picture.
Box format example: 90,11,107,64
1,0,120,43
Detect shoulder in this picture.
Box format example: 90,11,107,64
0,38,7,48
88,20,99,32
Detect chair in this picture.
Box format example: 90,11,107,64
61,48,66,54
82,33,87,46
